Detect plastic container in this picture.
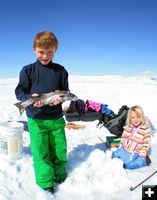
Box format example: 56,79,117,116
0,121,23,159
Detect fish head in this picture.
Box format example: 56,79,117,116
60,91,78,101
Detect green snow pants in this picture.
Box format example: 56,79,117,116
27,117,67,189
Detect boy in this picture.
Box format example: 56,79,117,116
15,31,69,193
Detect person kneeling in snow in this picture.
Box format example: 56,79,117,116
112,105,151,169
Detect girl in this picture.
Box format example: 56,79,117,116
112,105,151,169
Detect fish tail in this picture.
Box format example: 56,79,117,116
14,102,25,115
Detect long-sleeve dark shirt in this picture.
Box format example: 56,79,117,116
15,60,69,119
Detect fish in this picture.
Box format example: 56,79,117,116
14,90,78,115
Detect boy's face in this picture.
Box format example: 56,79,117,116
34,46,56,65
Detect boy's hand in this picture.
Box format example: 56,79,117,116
49,97,64,106
32,93,45,108
48,90,65,106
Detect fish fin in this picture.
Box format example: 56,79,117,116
14,102,25,115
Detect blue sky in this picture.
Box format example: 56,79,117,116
0,0,157,78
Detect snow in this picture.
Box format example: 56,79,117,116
0,75,157,200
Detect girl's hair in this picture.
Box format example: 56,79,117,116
126,105,147,126
33,31,58,50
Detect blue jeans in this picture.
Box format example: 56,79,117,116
112,147,146,169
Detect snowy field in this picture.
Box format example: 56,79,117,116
0,74,157,200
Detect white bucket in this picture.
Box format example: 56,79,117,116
0,121,23,159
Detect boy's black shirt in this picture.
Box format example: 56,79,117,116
15,60,69,119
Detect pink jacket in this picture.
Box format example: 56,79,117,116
85,100,102,112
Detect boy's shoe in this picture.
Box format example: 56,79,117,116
55,178,66,184
43,186,55,194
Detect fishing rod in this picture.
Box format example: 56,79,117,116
130,170,157,191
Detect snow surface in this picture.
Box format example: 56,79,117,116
0,75,157,200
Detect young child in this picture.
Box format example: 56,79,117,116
112,105,151,169
15,31,69,193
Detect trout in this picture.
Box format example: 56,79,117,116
15,90,77,114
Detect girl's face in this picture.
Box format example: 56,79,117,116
130,111,142,127
34,46,56,65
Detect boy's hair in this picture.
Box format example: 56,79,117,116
126,105,147,126
33,31,58,50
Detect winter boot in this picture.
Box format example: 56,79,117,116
146,154,151,166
